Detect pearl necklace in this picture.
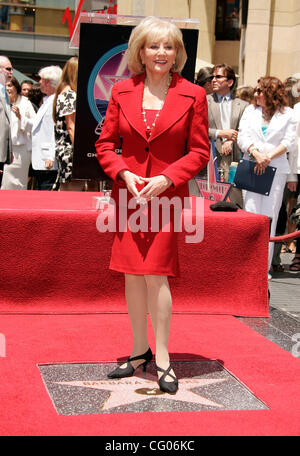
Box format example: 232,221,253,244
142,74,172,137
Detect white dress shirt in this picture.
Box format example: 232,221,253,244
215,92,232,139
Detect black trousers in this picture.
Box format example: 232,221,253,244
35,170,59,191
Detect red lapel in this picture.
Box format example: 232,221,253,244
116,73,196,142
150,73,195,142
117,73,146,140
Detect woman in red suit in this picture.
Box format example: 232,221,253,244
96,16,209,393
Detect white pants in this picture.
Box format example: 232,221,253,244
1,144,31,190
244,172,287,271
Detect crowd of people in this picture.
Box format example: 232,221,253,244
1,52,299,277
195,64,300,276
0,54,99,193
1,16,300,395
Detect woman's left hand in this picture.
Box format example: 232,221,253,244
139,175,173,200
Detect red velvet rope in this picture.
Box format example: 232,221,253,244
270,230,300,242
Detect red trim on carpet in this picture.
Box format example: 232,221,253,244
0,191,269,317
0,314,299,436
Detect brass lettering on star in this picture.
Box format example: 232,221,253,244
82,379,146,386
135,388,165,396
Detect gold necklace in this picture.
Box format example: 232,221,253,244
142,74,172,137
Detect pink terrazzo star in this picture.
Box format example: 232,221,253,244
55,375,229,411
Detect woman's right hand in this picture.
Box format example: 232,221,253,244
219,129,238,141
251,150,270,175
118,170,144,198
11,104,21,120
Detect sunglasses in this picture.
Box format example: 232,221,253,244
212,75,228,80
1,66,13,72
255,88,263,94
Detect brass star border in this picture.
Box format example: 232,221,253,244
38,361,268,415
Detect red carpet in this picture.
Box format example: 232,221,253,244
0,313,299,436
0,190,269,317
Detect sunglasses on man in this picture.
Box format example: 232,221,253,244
1,66,13,72
212,75,228,80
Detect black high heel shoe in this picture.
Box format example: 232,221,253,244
107,347,153,379
156,364,178,394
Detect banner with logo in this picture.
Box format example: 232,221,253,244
72,21,198,180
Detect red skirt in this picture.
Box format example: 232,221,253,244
109,202,179,277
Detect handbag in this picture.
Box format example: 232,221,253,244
232,159,277,196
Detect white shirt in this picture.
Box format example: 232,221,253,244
31,94,57,170
287,102,300,181
10,95,36,150
215,92,232,139
237,104,297,174
0,82,10,117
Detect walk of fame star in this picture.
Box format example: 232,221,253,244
39,361,268,415
55,376,228,411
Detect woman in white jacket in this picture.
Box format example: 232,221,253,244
1,77,36,190
237,76,297,274
288,100,300,271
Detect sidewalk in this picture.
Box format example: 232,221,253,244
239,252,300,358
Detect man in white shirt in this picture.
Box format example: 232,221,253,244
31,65,62,190
0,55,13,184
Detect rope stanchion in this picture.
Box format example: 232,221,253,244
270,230,300,243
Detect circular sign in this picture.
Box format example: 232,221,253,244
87,43,131,123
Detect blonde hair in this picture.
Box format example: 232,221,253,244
127,16,187,75
53,56,78,123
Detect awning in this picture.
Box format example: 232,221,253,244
12,68,36,84
195,58,214,73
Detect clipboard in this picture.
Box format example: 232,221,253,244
232,159,277,196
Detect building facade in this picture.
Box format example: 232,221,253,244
118,0,300,86
0,0,299,85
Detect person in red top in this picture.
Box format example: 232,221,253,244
96,16,209,394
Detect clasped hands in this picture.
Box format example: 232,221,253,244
251,150,271,175
119,170,172,201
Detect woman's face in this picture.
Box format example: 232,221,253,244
6,81,17,101
204,79,213,95
140,36,177,76
254,84,266,108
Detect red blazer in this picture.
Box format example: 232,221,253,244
95,72,209,202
